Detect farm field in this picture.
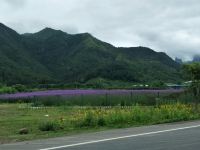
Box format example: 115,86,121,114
0,91,199,144
0,89,184,99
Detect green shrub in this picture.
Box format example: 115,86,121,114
80,112,97,127
0,86,17,94
131,106,152,123
97,117,106,126
39,121,60,131
12,84,26,92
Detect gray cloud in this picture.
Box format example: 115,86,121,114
2,0,26,8
0,0,200,60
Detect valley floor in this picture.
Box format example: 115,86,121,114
0,103,199,144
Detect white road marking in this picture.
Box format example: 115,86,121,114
39,124,200,150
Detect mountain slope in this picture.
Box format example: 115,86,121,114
0,23,181,85
0,23,53,84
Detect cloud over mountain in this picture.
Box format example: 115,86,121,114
0,0,200,60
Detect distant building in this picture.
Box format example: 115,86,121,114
166,83,188,89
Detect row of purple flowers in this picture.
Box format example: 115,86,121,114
0,89,184,99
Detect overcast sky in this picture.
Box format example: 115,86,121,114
0,0,200,60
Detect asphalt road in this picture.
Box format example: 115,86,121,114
1,121,200,150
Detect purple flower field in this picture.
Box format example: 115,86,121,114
0,89,184,99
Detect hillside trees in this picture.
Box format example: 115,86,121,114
183,63,200,109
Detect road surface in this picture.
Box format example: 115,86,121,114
1,120,200,150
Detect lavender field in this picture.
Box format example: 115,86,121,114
0,89,184,99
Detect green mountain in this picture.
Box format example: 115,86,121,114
0,23,181,85
0,23,52,85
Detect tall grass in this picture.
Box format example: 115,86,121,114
27,103,196,131
52,103,200,129
0,98,200,142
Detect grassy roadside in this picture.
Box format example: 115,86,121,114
0,103,200,144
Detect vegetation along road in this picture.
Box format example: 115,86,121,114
1,120,200,150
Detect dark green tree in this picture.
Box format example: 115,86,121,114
183,63,200,110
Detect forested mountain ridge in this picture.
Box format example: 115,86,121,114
0,23,181,85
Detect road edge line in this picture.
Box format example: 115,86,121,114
39,124,200,150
